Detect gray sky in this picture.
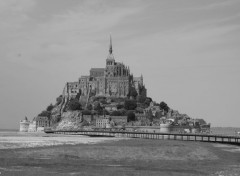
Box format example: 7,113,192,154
0,0,240,129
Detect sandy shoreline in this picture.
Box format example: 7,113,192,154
0,134,240,176
1,132,240,175
0,132,126,149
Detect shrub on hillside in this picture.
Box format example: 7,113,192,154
87,104,92,110
100,99,108,104
111,111,123,116
82,110,92,115
46,104,54,112
135,107,144,113
144,97,152,107
56,95,63,105
116,104,124,109
68,99,82,111
93,101,102,111
127,111,136,122
38,110,51,118
124,99,137,110
98,109,110,115
137,95,146,104
127,87,138,99
159,101,169,113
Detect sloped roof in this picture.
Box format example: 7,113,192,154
35,116,49,121
90,68,105,71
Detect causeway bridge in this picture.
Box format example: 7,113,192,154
45,130,240,145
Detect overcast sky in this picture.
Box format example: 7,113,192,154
0,0,240,129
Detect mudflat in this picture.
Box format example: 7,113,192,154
0,138,240,176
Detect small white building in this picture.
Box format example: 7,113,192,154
19,117,30,132
96,116,110,128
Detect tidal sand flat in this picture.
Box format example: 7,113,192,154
0,132,125,149
0,133,240,176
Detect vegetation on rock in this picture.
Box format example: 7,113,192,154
56,95,63,105
46,104,54,111
127,111,136,122
124,99,137,110
68,99,82,111
38,110,51,118
159,101,169,113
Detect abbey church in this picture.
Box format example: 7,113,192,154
63,37,147,100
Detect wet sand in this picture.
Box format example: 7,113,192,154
0,136,240,176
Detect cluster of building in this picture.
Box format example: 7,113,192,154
62,36,147,104
20,37,210,134
20,108,210,133
19,116,51,132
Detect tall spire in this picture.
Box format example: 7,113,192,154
109,35,113,54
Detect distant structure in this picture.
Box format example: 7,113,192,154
34,116,51,128
19,116,30,132
62,36,147,102
19,116,51,132
28,121,37,132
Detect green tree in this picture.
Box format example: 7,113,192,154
124,99,137,110
135,107,144,113
56,95,63,105
68,99,82,111
87,104,93,110
159,101,169,113
136,95,146,103
46,104,54,112
127,111,136,122
116,104,124,109
82,110,92,115
38,110,51,118
98,109,110,115
111,111,123,116
144,97,152,107
127,87,138,98
93,101,102,111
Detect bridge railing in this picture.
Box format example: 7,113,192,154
44,129,240,144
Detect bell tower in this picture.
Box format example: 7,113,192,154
105,35,115,77
106,35,115,66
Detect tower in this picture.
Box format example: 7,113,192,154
105,35,115,77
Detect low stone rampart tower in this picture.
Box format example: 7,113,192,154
19,116,30,132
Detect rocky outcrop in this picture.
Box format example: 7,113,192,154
52,111,91,131
50,104,62,124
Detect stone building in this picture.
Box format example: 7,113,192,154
96,116,111,128
62,37,147,101
34,116,51,128
19,117,30,132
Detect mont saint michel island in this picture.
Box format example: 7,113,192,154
20,37,210,134
1,1,240,176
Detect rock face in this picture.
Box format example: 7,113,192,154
50,104,62,124
53,111,90,131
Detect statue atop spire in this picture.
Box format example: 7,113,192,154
109,35,113,54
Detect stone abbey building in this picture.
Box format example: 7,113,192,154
63,37,147,100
